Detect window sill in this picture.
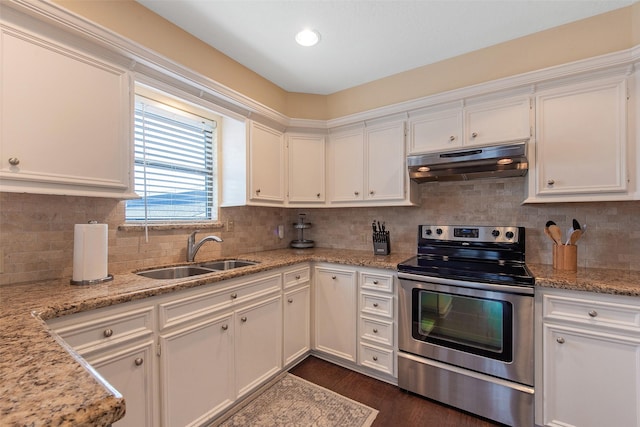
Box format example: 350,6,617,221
118,221,225,232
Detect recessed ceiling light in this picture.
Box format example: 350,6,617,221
295,29,320,47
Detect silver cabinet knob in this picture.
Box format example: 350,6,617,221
373,303,379,308
369,190,375,195
241,316,247,322
556,337,565,344
449,135,456,141
372,328,378,334
295,275,301,280
230,293,238,299
103,329,113,338
134,358,144,366
8,157,20,166
331,275,336,280
588,310,598,318
372,356,378,361
221,324,229,331
288,298,293,303
354,191,359,196
316,193,321,198
471,132,478,138
547,179,555,186
255,188,261,195
373,280,379,285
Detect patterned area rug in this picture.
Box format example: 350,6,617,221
213,374,378,427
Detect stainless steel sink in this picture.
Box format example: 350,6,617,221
137,259,260,279
137,266,216,279
197,259,259,270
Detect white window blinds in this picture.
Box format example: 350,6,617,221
126,97,217,221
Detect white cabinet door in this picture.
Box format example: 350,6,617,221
85,340,156,427
235,295,282,398
283,285,311,366
542,324,640,427
314,266,357,362
249,121,285,203
464,97,531,146
409,108,462,154
533,77,627,200
159,313,234,427
366,120,405,201
287,133,325,204
328,129,365,202
0,26,132,198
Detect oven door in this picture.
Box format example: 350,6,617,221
398,273,533,386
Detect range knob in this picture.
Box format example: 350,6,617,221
505,231,515,239
491,230,500,237
425,229,432,236
436,228,443,235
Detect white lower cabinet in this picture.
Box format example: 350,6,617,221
314,265,358,362
283,280,311,366
538,288,640,427
235,295,282,398
159,312,234,427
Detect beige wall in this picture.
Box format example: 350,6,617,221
55,1,639,120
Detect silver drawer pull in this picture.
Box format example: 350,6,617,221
134,358,144,366
556,337,565,344
288,298,294,303
331,275,336,280
295,275,301,280
373,303,379,308
372,356,378,361
373,280,379,285
230,293,238,299
103,329,113,338
8,157,20,166
372,328,378,334
588,310,598,318
221,324,229,331
241,316,247,323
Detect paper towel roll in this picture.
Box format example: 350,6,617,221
72,223,108,283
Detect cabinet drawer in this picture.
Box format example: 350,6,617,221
233,273,282,304
159,289,231,330
358,342,394,375
543,293,640,333
284,266,310,289
50,306,154,351
360,292,393,319
359,316,393,347
360,271,394,293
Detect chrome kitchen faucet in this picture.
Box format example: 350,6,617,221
187,231,223,262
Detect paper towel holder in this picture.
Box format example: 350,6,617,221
70,220,114,286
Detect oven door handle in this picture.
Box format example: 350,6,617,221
397,272,534,295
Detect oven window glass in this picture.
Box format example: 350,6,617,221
414,290,513,361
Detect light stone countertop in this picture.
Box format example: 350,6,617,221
1,247,639,426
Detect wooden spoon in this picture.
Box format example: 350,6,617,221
569,229,582,245
545,221,562,245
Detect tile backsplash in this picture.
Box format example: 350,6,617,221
1,177,639,285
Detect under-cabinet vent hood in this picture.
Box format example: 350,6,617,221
407,141,529,183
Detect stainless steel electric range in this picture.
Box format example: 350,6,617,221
397,225,535,427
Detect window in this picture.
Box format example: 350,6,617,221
126,91,219,222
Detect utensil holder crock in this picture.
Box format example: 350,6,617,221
553,244,577,272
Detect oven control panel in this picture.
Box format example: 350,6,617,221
420,225,520,243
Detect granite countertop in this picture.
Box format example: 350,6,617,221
2,247,639,426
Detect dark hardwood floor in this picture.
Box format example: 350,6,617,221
289,356,502,427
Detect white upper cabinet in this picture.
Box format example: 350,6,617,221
328,128,366,203
0,25,133,198
287,133,325,204
248,121,285,204
464,96,532,146
409,106,463,153
408,95,531,155
526,74,630,202
328,120,417,206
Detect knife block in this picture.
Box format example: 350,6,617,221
372,231,390,255
553,244,577,272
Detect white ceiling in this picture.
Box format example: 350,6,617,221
136,0,637,95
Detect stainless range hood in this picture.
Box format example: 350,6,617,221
407,141,529,183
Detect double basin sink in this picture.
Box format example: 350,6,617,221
137,259,259,280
